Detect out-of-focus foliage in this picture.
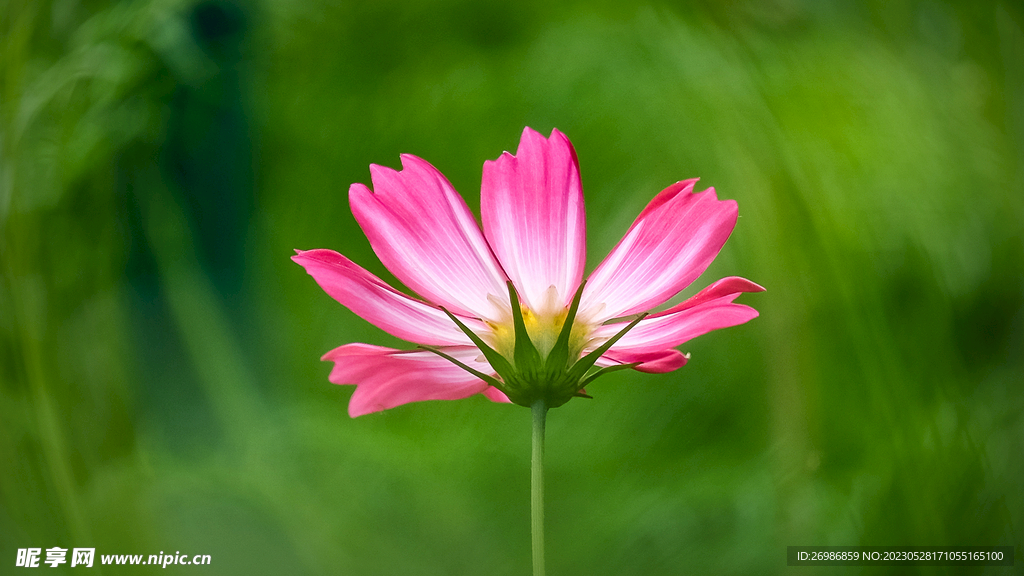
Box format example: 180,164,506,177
2,0,1022,574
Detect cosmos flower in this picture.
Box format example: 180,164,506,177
294,127,762,416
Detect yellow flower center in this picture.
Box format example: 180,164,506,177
487,305,592,362
482,285,602,365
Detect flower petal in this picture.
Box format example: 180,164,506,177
292,249,484,346
598,349,690,373
350,155,508,319
322,344,505,417
581,181,738,321
660,276,765,314
596,276,762,353
481,127,586,311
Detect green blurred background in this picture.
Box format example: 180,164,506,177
2,0,1022,574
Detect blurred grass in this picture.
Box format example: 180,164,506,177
2,0,1023,574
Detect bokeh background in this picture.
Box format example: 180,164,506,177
2,0,1022,574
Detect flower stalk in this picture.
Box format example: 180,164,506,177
531,399,547,576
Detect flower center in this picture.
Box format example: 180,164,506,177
430,280,644,408
486,303,593,362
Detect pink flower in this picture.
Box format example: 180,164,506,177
294,127,762,417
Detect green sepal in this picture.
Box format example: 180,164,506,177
578,362,641,389
438,306,517,378
543,280,586,374
565,312,649,384
418,346,506,391
507,281,543,373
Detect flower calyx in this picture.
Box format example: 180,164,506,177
425,281,646,409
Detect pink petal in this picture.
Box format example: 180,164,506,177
350,155,508,319
592,277,761,372
322,344,506,417
581,181,738,321
597,289,761,354
292,249,484,346
599,348,689,373
659,276,766,315
481,127,586,310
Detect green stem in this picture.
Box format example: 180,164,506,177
531,399,547,576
